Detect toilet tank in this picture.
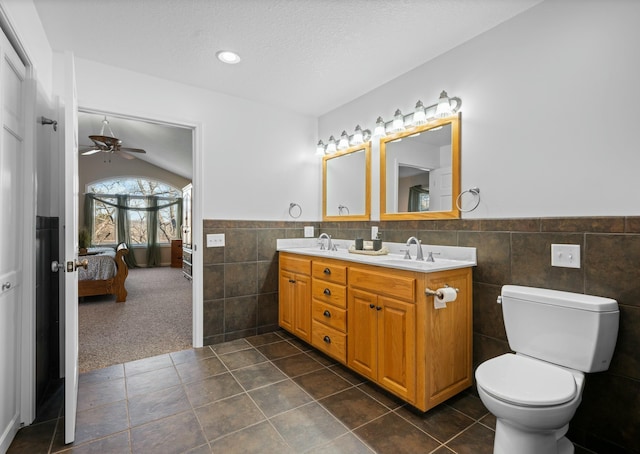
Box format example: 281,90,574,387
501,285,619,372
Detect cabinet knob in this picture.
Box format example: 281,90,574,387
369,304,375,309
376,306,382,311
323,288,331,296
289,279,296,284
323,335,331,344
323,267,331,275
323,309,331,318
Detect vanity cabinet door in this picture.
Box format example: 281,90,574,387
348,288,416,401
279,254,312,342
377,295,416,401
347,288,378,380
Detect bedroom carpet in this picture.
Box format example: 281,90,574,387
78,266,192,373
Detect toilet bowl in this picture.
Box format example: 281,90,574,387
476,353,584,454
475,286,619,454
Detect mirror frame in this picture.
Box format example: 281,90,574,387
380,113,461,220
322,142,371,221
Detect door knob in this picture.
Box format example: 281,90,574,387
51,261,64,272
75,259,89,271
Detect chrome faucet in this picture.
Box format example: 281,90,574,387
318,233,335,251
405,236,424,261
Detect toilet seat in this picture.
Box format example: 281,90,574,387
476,354,577,407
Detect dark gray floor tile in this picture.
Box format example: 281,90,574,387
77,377,126,411
128,384,191,427
124,353,173,376
256,340,302,360
354,412,441,454
306,433,375,454
232,362,286,391
57,430,131,453
293,368,352,400
175,356,227,383
78,364,124,385
218,349,267,370
184,372,244,407
7,419,57,454
397,403,475,442
272,353,324,378
130,410,207,454
209,420,293,454
320,387,390,429
210,338,252,355
170,346,215,365
248,379,313,417
125,365,181,397
195,393,265,441
270,402,348,452
74,400,129,445
445,422,495,454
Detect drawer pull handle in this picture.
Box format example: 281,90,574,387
369,304,375,309
323,309,331,318
323,288,331,296
323,335,331,344
376,306,382,311
289,279,296,284
323,267,331,275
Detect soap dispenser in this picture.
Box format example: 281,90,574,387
372,232,382,251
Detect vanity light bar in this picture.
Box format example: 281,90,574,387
316,90,461,155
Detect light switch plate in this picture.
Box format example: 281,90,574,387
304,226,314,237
551,244,580,268
371,226,378,240
206,233,225,248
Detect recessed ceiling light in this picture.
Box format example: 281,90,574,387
216,50,241,64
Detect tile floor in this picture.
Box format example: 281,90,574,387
8,330,590,454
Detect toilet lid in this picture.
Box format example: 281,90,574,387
476,354,577,407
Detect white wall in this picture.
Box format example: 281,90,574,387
319,0,640,219
71,58,320,222
0,0,58,217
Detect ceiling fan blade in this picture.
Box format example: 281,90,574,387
115,150,136,160
120,147,146,154
80,148,101,156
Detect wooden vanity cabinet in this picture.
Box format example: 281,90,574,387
278,252,473,412
278,253,311,342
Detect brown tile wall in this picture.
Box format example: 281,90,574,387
202,217,640,454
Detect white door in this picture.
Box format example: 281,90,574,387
429,166,452,212
0,27,26,453
61,51,80,444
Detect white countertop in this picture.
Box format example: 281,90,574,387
277,238,476,273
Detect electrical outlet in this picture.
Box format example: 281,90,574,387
551,244,580,268
304,226,314,237
206,233,225,248
371,226,378,239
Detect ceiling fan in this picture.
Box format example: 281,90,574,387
80,116,147,160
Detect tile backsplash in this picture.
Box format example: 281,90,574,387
202,217,640,454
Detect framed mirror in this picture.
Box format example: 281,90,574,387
323,143,371,221
380,114,460,220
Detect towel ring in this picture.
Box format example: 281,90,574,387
289,202,302,219
455,187,480,213
338,205,350,216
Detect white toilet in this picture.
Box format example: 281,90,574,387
475,285,619,454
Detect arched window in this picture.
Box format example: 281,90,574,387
85,177,182,247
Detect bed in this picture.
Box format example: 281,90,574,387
78,243,129,302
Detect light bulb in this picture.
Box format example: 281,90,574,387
326,136,337,154
351,125,364,145
391,109,405,133
374,117,387,137
413,100,427,126
337,130,349,150
316,140,325,156
435,90,453,118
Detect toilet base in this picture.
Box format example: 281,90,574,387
493,420,575,454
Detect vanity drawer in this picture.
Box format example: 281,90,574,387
349,267,416,302
312,261,347,285
280,253,311,275
312,300,347,332
312,280,346,308
311,320,346,364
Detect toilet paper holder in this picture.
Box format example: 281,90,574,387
425,285,459,299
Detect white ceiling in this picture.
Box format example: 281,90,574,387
34,0,542,180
